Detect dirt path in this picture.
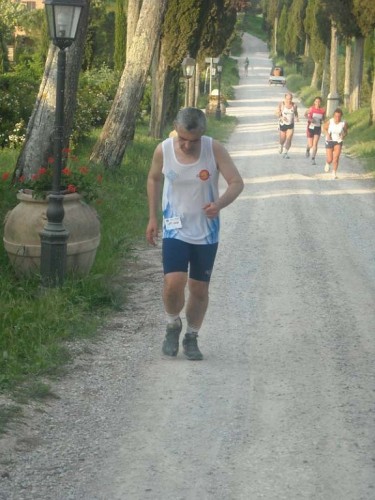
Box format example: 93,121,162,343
1,34,375,500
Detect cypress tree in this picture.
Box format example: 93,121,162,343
114,0,127,72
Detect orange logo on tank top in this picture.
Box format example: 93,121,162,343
198,169,210,181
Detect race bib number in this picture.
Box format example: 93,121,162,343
164,216,182,230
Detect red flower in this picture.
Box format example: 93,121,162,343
62,148,71,154
62,167,72,176
79,166,89,174
31,174,39,180
67,184,77,193
1,172,10,181
47,157,55,164
19,175,25,183
38,167,48,175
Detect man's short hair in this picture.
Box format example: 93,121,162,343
175,107,206,133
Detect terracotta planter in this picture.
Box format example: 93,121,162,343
3,191,100,277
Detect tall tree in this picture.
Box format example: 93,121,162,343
352,0,375,120
304,0,330,89
90,0,168,170
14,2,91,179
126,0,142,56
149,0,209,139
283,0,307,62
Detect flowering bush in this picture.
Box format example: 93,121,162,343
2,150,103,203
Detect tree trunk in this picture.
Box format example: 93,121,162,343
350,36,364,112
370,75,375,125
14,3,90,179
321,46,330,99
126,0,142,56
311,59,320,88
344,40,352,110
326,23,339,117
304,36,310,57
273,17,278,55
90,0,168,170
149,41,170,139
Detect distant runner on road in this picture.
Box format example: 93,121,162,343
276,92,299,159
244,57,249,76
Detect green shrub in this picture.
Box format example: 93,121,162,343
0,72,39,148
72,66,119,145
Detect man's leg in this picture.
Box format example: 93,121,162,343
182,279,209,361
279,129,286,154
162,272,187,356
283,128,294,158
182,243,217,360
185,278,209,331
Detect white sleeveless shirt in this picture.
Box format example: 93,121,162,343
162,135,220,244
328,118,346,142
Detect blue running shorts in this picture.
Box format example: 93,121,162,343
162,238,218,282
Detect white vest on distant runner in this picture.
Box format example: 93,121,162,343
328,118,346,143
162,136,220,244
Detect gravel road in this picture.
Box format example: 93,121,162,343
1,34,375,500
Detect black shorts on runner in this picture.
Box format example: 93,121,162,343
162,238,218,282
325,140,342,149
279,123,294,132
307,126,321,138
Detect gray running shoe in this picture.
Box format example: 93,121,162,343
182,333,203,361
283,152,290,159
311,158,316,165
162,319,182,356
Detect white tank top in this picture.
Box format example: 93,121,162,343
328,118,346,142
280,103,296,125
162,135,220,244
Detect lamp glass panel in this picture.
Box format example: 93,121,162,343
52,5,82,39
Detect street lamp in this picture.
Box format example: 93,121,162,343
181,54,195,107
215,64,222,120
40,0,85,287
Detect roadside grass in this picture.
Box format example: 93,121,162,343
343,108,375,171
0,115,237,432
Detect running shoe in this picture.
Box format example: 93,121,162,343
283,152,290,159
305,148,310,158
182,333,203,361
332,171,337,179
162,318,182,356
324,163,330,172
311,158,316,165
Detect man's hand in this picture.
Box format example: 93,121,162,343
203,202,220,219
146,219,159,246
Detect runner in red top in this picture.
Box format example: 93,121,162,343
304,96,325,165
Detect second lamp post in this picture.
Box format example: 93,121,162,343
215,64,222,120
181,54,196,107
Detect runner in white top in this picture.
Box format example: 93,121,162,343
146,107,243,360
276,92,299,158
323,108,348,179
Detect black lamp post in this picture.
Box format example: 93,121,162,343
40,0,85,287
215,64,222,120
181,54,196,107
